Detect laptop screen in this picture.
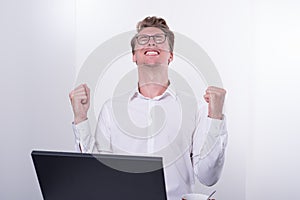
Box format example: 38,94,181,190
31,150,167,200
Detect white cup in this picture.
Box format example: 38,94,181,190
181,193,209,200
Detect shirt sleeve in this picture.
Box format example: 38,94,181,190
72,119,95,153
71,100,113,154
191,104,228,186
93,100,113,153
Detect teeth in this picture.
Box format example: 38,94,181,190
145,51,158,55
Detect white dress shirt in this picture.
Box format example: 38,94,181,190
72,84,228,200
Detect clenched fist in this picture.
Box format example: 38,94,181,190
69,84,90,124
203,86,226,120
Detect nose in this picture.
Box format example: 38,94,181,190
147,36,156,46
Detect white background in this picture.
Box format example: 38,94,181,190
0,0,299,199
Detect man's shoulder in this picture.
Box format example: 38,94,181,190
103,90,135,108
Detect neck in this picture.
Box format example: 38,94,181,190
138,80,169,98
137,63,169,98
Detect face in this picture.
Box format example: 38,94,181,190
132,27,173,66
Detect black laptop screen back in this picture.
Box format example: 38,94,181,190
31,151,167,200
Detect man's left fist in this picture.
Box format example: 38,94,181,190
203,86,226,120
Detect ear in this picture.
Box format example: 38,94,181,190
168,52,174,64
132,52,137,63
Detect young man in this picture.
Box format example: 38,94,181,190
69,16,227,200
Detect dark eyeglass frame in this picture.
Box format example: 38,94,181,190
135,33,167,45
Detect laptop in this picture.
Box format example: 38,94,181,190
31,150,167,200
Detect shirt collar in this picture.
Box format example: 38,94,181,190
130,80,177,101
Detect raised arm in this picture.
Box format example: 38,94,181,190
69,84,94,152
192,86,228,186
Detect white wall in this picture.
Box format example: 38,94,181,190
0,0,299,200
0,1,76,199
247,0,300,199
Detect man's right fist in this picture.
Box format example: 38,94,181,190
69,84,90,124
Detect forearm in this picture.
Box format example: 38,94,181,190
192,115,228,186
193,136,226,186
72,119,96,153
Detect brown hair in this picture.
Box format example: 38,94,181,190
130,16,175,54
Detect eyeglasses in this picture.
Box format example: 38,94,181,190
135,33,167,45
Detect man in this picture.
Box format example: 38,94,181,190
69,16,227,200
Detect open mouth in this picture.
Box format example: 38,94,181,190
144,49,160,56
